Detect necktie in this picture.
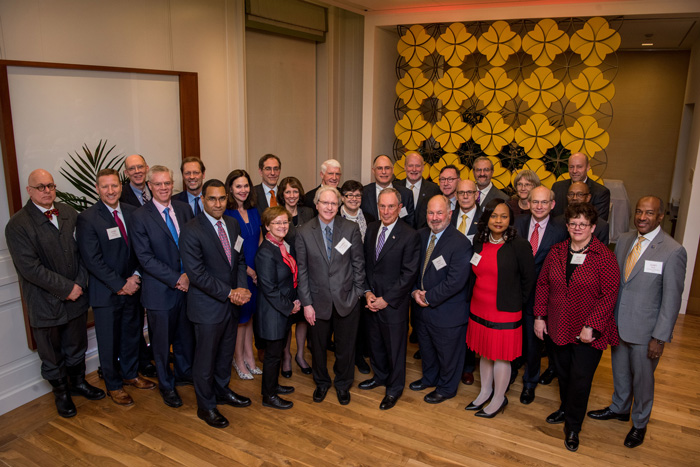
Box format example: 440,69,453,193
193,196,201,216
421,234,436,289
376,226,388,260
477,191,482,205
44,208,59,220
409,183,418,207
269,190,278,207
325,225,333,260
142,188,151,203
530,223,540,254
113,210,129,245
458,214,467,235
217,221,232,264
624,236,645,280
163,207,179,246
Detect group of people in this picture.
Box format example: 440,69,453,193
6,150,687,453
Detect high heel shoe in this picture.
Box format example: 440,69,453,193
295,355,312,375
281,360,292,378
233,360,253,380
245,361,262,375
475,397,508,418
465,398,490,411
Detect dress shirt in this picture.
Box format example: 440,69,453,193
186,191,203,214
457,206,477,242
263,184,277,205
375,183,393,202
631,225,661,257
34,202,59,229
447,196,456,212
375,219,398,251
478,182,494,206
130,184,147,205
528,215,550,242
406,178,422,207
153,199,180,235
203,211,231,246
319,217,335,252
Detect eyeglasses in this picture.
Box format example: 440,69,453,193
567,192,588,199
126,164,146,172
270,221,290,226
318,201,339,208
439,177,459,183
150,181,173,188
262,167,280,173
473,168,492,173
29,183,57,192
516,182,534,188
456,190,477,196
567,222,591,230
343,194,361,200
530,200,551,206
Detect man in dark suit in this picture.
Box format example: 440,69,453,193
120,154,152,207
438,165,460,212
473,156,509,208
514,186,567,405
180,179,252,429
303,159,342,212
6,169,104,418
76,168,156,406
361,155,416,228
173,157,205,216
253,154,281,216
395,151,441,230
554,182,609,245
296,186,365,405
359,188,420,410
131,165,195,407
551,152,610,221
410,195,472,403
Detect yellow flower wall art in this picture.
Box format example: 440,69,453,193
396,68,435,109
519,67,565,113
566,67,615,115
560,116,610,156
478,21,522,66
398,25,436,67
570,16,621,66
436,23,477,66
434,68,474,110
432,111,472,153
522,19,569,66
514,114,560,159
472,113,515,156
475,67,518,112
395,110,432,150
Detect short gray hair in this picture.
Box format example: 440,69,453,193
314,185,342,205
147,165,173,182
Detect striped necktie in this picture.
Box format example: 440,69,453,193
421,234,436,289
624,236,645,280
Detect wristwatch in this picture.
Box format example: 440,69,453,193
656,339,665,345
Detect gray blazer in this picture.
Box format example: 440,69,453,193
614,229,687,344
295,216,365,319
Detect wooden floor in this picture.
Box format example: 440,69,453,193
1,315,699,466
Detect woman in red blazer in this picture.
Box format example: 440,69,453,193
534,202,619,452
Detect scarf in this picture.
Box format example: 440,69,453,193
265,232,297,288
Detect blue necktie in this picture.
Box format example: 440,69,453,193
325,225,333,260
193,197,201,216
376,226,388,260
163,207,179,247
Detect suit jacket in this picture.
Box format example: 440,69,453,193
554,214,609,245
295,216,365,319
450,206,481,238
172,190,202,215
180,213,248,325
76,201,140,307
363,220,421,324
515,215,568,275
551,178,611,221
254,183,278,217
254,239,298,340
360,182,416,228
304,185,321,211
119,181,151,207
534,237,619,350
395,178,441,229
415,225,472,328
479,185,509,207
614,229,687,344
5,200,89,327
131,199,193,310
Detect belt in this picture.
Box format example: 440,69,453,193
469,313,522,330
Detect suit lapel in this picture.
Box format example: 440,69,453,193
312,220,331,264
146,201,177,246
627,232,664,283
376,222,399,263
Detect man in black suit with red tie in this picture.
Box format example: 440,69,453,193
359,188,421,410
180,179,252,428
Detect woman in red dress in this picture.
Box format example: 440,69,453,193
466,199,535,418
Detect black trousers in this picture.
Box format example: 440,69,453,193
261,337,286,397
93,299,140,390
520,308,541,388
366,312,408,397
193,312,238,410
308,303,360,391
551,341,603,433
417,321,467,398
32,312,88,381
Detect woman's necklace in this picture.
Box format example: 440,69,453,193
569,238,592,254
488,232,505,244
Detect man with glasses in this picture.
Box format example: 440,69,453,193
173,157,206,216
437,165,461,211
6,169,105,418
472,156,509,208
555,182,609,245
551,152,611,220
254,154,282,216
361,154,415,228
120,154,152,207
395,151,440,229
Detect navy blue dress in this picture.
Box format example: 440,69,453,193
224,207,261,324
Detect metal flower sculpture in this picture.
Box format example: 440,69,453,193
565,67,615,115
434,68,474,110
477,21,522,66
522,19,569,66
515,114,560,159
398,25,436,67
432,111,472,153
396,68,434,109
429,153,468,183
560,116,609,156
570,16,620,66
395,110,433,150
436,22,478,66
472,112,515,156
518,67,565,113
475,67,518,112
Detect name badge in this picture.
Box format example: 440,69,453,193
106,227,122,240
234,235,244,253
570,253,586,265
470,253,481,266
432,255,447,270
399,206,408,218
335,237,352,255
644,260,663,274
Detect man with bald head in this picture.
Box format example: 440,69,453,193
551,153,610,220
6,169,105,418
361,154,415,228
120,154,152,207
395,151,440,229
554,182,609,245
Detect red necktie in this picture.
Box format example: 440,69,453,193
269,190,278,207
217,221,232,265
530,223,540,254
113,210,128,245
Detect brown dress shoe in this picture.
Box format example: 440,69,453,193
461,372,474,385
107,388,134,406
123,377,157,390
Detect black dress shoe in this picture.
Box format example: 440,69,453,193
160,388,183,408
139,363,158,378
337,388,351,405
69,375,106,400
520,387,535,405
424,390,450,404
465,399,488,411
175,378,194,387
539,368,555,385
216,390,252,408
276,385,294,395
624,426,646,448
546,409,566,424
281,369,292,378
356,358,370,374
50,379,77,418
263,395,293,410
359,378,380,390
413,349,421,360
564,428,579,452
380,394,399,410
475,397,508,418
313,386,329,403
197,408,229,428
295,355,312,375
409,380,429,391
587,406,630,421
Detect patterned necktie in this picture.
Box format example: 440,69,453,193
44,208,59,220
217,221,232,265
163,207,179,246
193,196,201,216
376,226,388,260
530,223,540,254
113,210,129,245
409,183,418,207
477,191,482,205
325,225,333,260
142,187,151,203
269,190,278,207
458,214,467,235
624,236,645,280
421,234,436,289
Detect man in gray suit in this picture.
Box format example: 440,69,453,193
588,196,687,448
296,186,365,405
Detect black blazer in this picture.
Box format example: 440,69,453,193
360,182,416,228
254,240,298,340
363,220,421,324
470,236,536,313
304,185,321,213
395,178,441,229
180,213,248,325
551,178,611,221
119,182,151,207
285,205,315,245
451,206,481,238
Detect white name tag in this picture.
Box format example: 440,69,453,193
432,255,447,270
570,253,586,265
470,253,481,266
399,206,408,218
106,227,122,240
234,235,244,253
335,237,351,255
644,260,663,274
